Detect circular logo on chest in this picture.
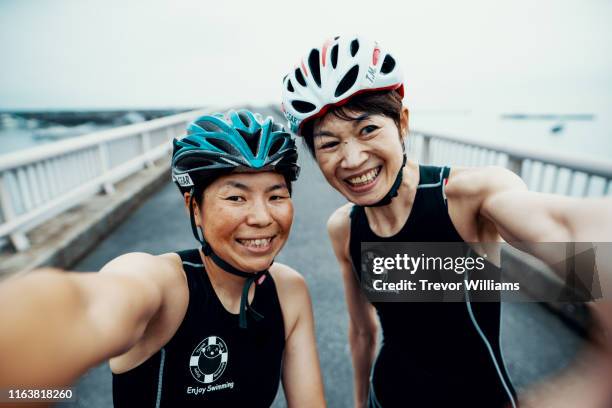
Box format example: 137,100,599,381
189,336,229,384
361,249,393,293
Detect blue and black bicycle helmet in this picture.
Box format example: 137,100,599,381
172,110,299,194
171,109,300,328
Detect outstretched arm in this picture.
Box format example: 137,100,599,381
0,253,169,387
450,166,612,407
482,190,612,243
448,166,612,254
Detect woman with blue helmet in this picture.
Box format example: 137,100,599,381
281,35,612,407
0,109,325,407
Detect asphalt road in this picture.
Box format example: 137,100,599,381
57,107,586,407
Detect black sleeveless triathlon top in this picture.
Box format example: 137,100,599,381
349,165,517,408
112,249,285,407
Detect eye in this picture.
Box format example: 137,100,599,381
317,141,340,150
270,192,290,201
225,196,245,202
361,125,379,135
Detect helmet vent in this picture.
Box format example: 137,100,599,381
184,157,214,168
308,49,321,87
291,100,316,114
207,138,239,155
181,138,199,147
380,54,396,74
350,39,359,57
330,44,338,69
270,122,284,132
334,65,359,97
334,35,340,40
295,68,306,87
268,138,284,156
287,80,294,92
198,120,223,133
237,128,261,156
237,111,252,128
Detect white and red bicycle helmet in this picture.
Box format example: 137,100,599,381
281,35,404,135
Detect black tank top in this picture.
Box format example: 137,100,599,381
112,249,285,407
349,165,516,408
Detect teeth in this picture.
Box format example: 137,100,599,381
347,167,380,185
238,237,272,248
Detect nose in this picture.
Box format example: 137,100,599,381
246,198,273,227
340,139,367,169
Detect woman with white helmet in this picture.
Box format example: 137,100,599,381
281,35,612,407
0,110,326,407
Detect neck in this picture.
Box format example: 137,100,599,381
363,160,419,236
199,248,248,295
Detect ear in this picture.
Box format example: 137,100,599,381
183,192,202,226
400,106,409,140
183,192,191,211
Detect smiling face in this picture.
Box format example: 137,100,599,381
191,171,293,273
311,108,408,205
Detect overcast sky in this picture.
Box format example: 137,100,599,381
0,0,610,113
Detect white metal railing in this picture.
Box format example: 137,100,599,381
407,130,612,197
2,109,610,253
0,108,210,252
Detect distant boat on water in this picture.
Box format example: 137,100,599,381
550,123,564,134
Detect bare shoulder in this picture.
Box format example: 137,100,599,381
103,252,189,370
446,166,526,199
268,262,308,296
102,252,182,279
268,263,311,338
100,252,188,303
327,203,353,242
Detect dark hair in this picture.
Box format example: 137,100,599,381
301,90,403,157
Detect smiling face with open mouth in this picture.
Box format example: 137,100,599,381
311,111,406,206
195,171,293,273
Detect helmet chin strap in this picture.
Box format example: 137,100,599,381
189,190,269,329
363,153,407,208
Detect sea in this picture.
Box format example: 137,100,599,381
0,111,173,156
410,110,611,162
0,110,610,162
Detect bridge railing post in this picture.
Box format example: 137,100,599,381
98,143,115,195
507,155,523,177
0,173,30,251
141,131,155,168
421,134,431,164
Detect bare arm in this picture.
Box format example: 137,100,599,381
450,167,612,406
449,166,612,256
328,206,379,408
0,253,170,387
274,265,325,407
475,168,612,272
448,166,612,407
482,190,612,243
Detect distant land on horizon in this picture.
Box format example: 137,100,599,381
500,113,595,121
0,109,193,127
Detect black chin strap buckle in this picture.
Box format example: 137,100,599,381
365,153,407,208
202,242,213,256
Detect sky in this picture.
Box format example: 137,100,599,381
0,0,610,114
